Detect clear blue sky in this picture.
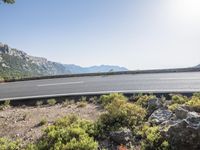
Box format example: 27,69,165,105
0,0,200,69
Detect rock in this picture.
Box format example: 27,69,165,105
174,107,189,119
166,111,200,150
182,105,200,113
149,108,173,125
109,128,133,145
147,98,162,115
163,100,172,107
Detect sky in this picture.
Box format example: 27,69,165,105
0,0,200,70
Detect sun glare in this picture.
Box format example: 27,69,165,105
175,0,200,21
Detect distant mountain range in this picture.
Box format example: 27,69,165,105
0,43,128,80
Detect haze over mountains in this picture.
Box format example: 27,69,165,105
0,43,128,80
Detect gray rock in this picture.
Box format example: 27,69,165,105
147,98,162,115
174,107,189,119
109,128,133,145
166,111,200,150
182,105,200,113
149,108,173,125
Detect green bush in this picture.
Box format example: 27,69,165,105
171,94,188,105
167,94,189,111
4,100,10,107
0,138,22,150
186,96,200,112
47,99,56,106
36,101,43,107
141,125,169,150
96,97,146,136
25,143,38,150
77,101,87,108
0,100,11,110
36,115,98,150
168,103,180,112
80,96,87,102
193,93,200,98
136,95,156,108
99,93,127,107
62,99,75,107
38,118,48,126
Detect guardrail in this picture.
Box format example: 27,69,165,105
1,67,200,83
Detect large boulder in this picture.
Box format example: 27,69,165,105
109,128,133,146
149,108,173,125
166,111,200,150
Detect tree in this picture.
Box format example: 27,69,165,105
2,0,15,4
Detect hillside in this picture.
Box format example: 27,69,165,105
1,93,200,149
0,43,128,80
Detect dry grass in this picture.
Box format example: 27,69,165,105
0,103,103,145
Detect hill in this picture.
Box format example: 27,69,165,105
0,43,128,80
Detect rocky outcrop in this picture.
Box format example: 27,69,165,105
109,128,133,146
147,98,162,115
0,43,70,77
149,108,173,125
174,107,189,119
166,111,200,150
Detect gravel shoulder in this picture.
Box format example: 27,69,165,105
0,103,103,144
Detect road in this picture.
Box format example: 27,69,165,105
1,72,200,101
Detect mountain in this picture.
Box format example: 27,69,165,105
64,64,128,74
0,43,71,80
0,43,128,80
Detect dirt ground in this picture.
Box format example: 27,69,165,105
0,103,103,144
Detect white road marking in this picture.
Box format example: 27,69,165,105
37,81,84,87
1,89,200,101
159,77,200,80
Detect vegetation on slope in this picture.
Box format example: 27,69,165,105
1,93,200,150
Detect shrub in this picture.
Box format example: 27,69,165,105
186,96,200,112
0,138,22,150
0,100,11,110
4,100,10,107
47,99,56,106
80,96,87,102
167,94,189,112
36,115,98,150
62,99,71,107
96,97,146,136
141,125,169,150
99,93,127,107
193,93,200,98
168,103,180,112
38,118,48,126
25,143,38,150
136,95,156,108
171,94,188,105
36,101,43,107
89,96,98,104
77,101,87,108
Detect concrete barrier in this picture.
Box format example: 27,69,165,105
2,67,200,83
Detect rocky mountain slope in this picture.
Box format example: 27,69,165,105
0,43,70,80
0,43,128,80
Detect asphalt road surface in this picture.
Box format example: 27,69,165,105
1,72,200,101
